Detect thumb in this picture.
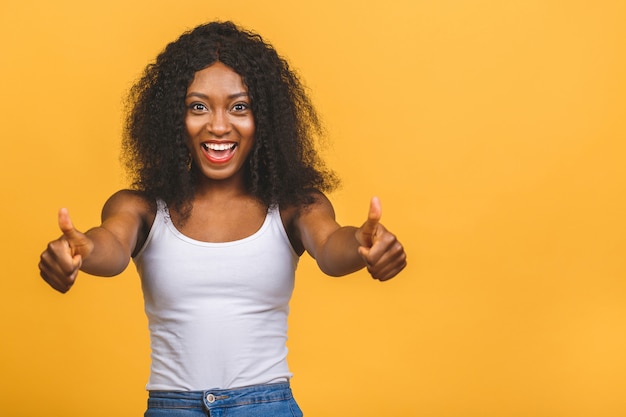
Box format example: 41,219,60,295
58,208,84,249
57,208,84,268
58,208,77,235
358,196,382,247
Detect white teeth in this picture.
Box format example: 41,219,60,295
204,143,235,151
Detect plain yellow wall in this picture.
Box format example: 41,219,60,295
2,0,625,416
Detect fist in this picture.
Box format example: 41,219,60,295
356,197,407,281
38,208,91,293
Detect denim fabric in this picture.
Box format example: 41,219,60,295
144,382,303,417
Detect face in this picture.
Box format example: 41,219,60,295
185,62,255,185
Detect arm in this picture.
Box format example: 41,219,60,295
38,190,151,293
295,193,407,281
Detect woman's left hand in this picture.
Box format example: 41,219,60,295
355,197,407,281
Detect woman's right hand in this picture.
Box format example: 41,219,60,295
39,208,94,293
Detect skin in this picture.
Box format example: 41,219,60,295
39,62,407,293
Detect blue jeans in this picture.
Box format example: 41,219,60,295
144,382,303,417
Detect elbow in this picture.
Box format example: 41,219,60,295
80,252,131,277
316,258,364,278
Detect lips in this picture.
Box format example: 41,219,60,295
201,142,237,163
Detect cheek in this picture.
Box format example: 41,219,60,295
182,120,192,148
241,119,255,139
185,116,204,136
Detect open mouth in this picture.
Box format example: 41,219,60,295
201,142,237,163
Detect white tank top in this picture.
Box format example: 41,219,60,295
133,200,299,390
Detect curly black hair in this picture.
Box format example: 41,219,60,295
122,21,338,216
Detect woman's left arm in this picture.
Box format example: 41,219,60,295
295,194,407,281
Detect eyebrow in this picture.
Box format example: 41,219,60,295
186,92,249,100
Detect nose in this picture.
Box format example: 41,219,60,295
206,110,231,137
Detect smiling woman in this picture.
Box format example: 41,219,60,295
184,62,256,182
122,22,340,222
37,20,407,417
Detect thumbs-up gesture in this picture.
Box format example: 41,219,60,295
39,208,94,293
355,197,407,281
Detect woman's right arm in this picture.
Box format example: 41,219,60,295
38,190,152,293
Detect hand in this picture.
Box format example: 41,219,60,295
39,208,94,293
355,197,407,281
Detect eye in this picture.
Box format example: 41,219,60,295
188,103,207,112
232,102,249,112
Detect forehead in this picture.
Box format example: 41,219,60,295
187,62,247,93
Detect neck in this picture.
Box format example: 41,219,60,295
192,170,248,198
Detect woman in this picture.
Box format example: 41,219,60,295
39,21,406,416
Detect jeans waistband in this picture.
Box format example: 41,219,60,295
148,382,293,408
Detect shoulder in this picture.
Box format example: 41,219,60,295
101,189,157,257
102,189,155,218
279,191,334,225
280,191,338,255
101,189,157,236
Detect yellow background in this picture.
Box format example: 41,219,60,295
1,0,625,416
